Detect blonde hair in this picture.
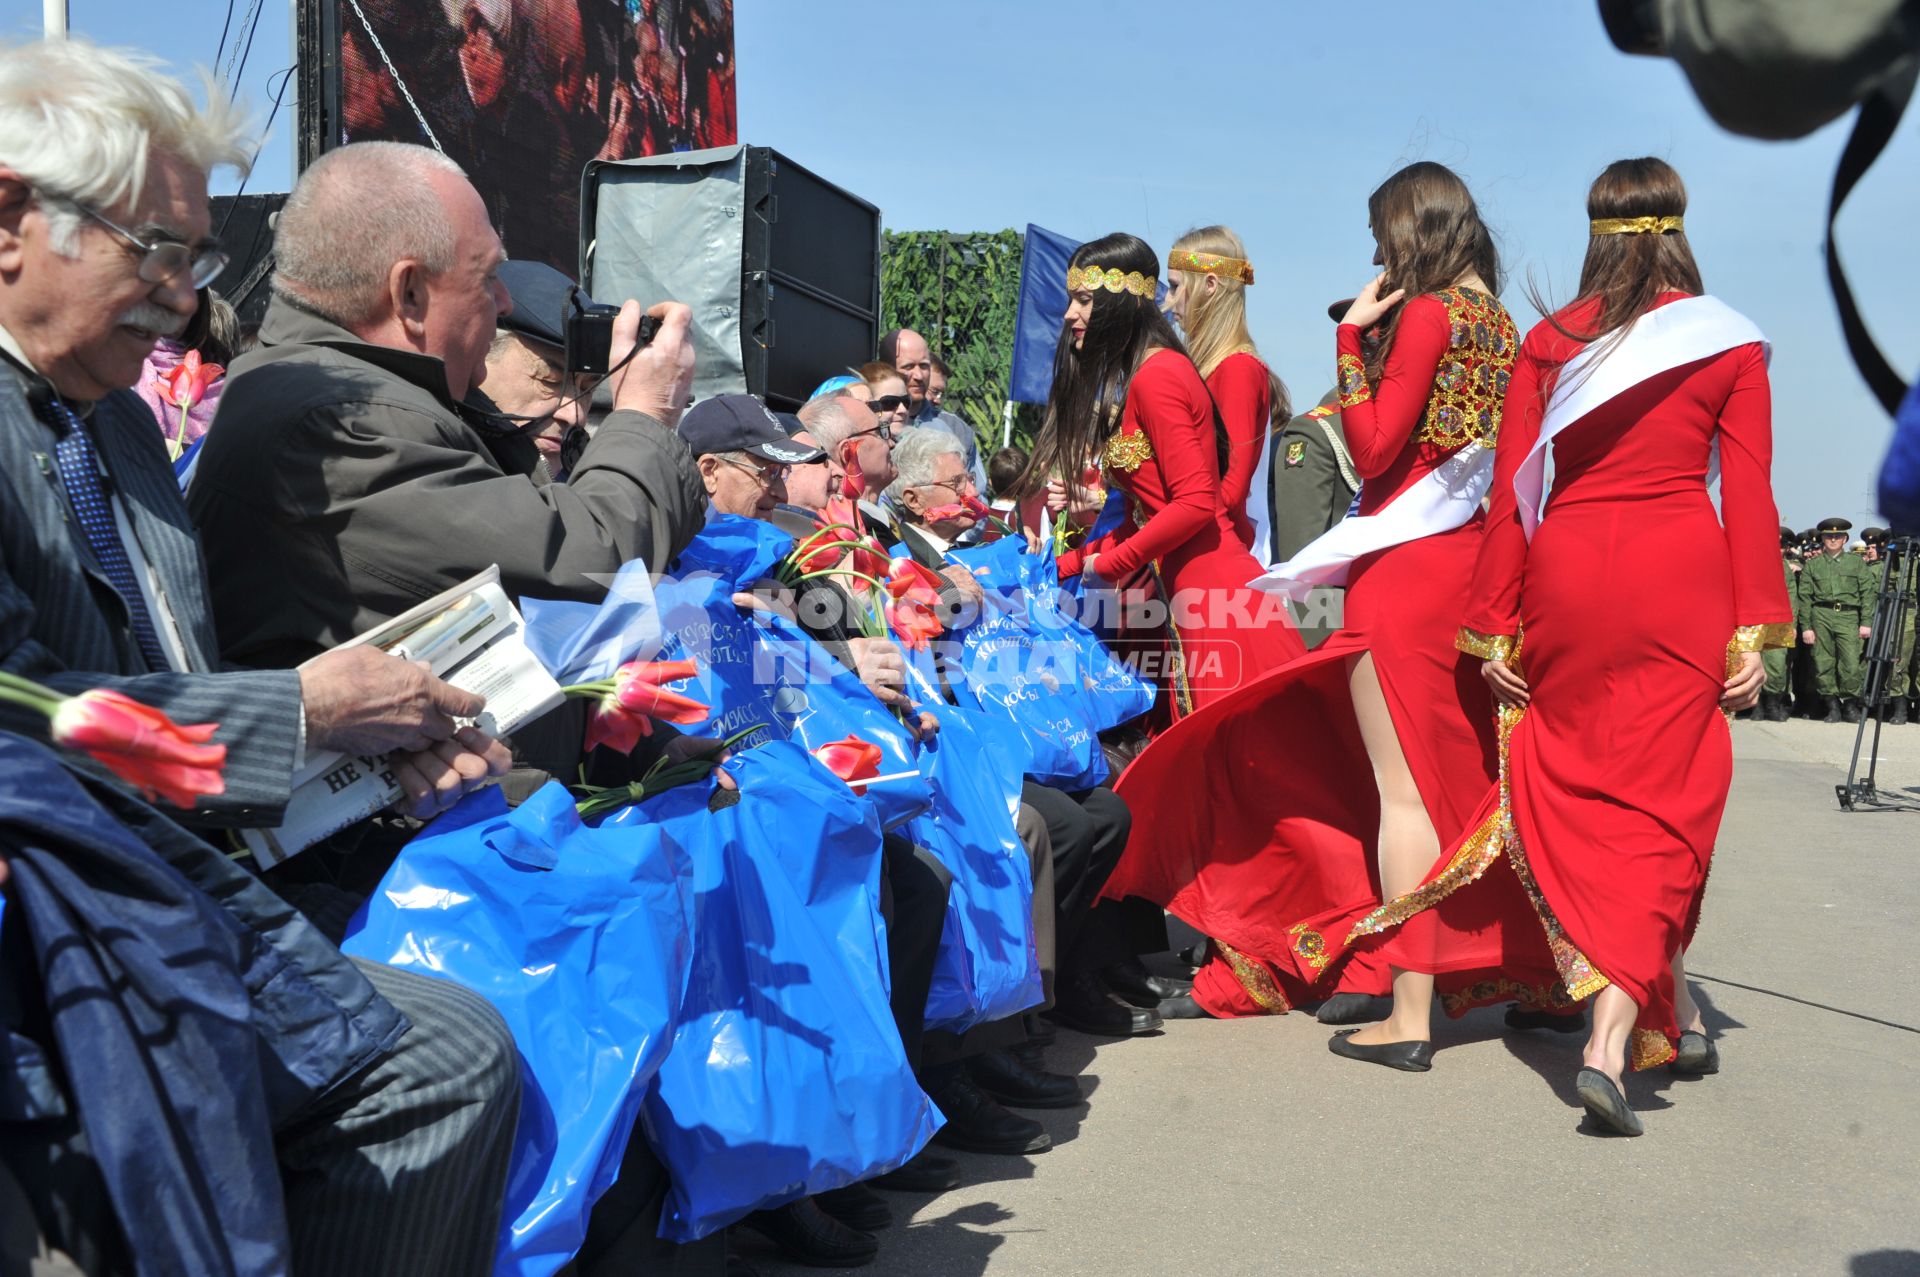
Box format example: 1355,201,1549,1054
1168,224,1290,423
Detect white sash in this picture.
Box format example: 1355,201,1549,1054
1249,440,1495,601
1517,295,1769,540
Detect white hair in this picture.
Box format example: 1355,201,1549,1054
272,141,467,329
0,38,252,255
885,425,965,505
798,392,870,454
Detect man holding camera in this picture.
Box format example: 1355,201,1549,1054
191,141,704,665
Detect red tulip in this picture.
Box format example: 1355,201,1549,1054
585,692,651,754
576,659,709,754
49,688,226,808
922,503,969,522
614,672,711,725
155,349,223,410
883,557,946,650
812,734,882,794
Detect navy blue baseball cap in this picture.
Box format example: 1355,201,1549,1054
497,260,594,350
677,394,826,464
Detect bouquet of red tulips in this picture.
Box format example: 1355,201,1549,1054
0,671,225,808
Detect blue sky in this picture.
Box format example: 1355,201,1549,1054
18,0,1920,529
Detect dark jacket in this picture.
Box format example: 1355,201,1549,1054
189,295,707,668
1269,394,1359,565
0,357,303,826
0,731,408,1277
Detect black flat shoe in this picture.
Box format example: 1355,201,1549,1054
1505,1004,1587,1034
739,1199,879,1268
1315,992,1389,1025
1045,969,1164,1037
869,1149,961,1194
1103,956,1194,1008
1156,993,1215,1020
968,1048,1083,1109
928,1074,1053,1155
813,1183,892,1233
1670,1031,1720,1076
1327,1028,1433,1072
1575,1067,1644,1136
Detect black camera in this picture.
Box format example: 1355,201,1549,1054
564,290,659,376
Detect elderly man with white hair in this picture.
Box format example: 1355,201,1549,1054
0,38,525,1277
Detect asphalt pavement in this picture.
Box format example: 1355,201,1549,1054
746,718,1920,1277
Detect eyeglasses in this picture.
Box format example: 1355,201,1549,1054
868,394,911,414
52,194,229,290
916,473,978,497
846,422,895,445
719,454,789,487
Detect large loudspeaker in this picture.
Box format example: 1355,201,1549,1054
582,146,880,411
208,193,289,328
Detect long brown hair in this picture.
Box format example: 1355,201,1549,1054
1531,157,1705,345
1364,162,1502,385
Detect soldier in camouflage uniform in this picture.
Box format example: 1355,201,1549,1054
1797,517,1875,722
1860,527,1915,724
1756,525,1798,721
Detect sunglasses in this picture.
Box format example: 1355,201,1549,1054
868,394,911,414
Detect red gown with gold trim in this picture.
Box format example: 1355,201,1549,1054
1359,294,1794,1066
1056,349,1303,717
1210,351,1273,553
1102,288,1547,1017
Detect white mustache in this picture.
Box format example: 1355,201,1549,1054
118,303,186,338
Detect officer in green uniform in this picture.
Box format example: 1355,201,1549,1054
1860,527,1914,724
1269,390,1359,649
1796,516,1875,722
1757,525,1798,721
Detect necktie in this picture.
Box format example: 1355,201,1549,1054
41,397,172,671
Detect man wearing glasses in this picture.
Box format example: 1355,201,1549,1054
676,393,825,520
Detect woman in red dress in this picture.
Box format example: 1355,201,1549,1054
1163,226,1290,559
1353,159,1791,1133
1103,164,1543,1025
1031,232,1305,719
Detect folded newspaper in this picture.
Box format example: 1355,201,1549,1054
241,566,566,867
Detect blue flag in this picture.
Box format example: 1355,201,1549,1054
1008,223,1083,405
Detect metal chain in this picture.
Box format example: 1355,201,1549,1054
342,0,444,153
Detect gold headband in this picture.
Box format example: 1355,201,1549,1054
1167,249,1255,285
1066,265,1157,299
1590,215,1685,236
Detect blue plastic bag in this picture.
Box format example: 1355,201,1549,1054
1006,542,1157,732
937,537,1109,788
899,656,1043,1033
611,741,941,1242
653,519,932,830
341,783,694,1277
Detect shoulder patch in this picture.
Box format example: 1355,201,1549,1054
1285,439,1308,467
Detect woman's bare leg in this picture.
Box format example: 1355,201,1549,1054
1344,652,1439,1045
1582,985,1639,1087
1671,947,1704,1035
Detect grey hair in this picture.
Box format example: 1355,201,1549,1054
885,425,965,505
0,38,253,255
272,141,467,329
798,392,871,454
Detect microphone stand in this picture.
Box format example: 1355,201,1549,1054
1838,536,1919,811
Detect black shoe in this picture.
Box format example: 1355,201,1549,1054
1327,1028,1433,1072
739,1199,879,1268
1102,956,1193,1008
1823,698,1843,723
1575,1067,1644,1136
1767,693,1793,722
1504,1004,1587,1034
928,1073,1053,1154
869,1149,962,1194
1156,992,1215,1019
968,1048,1083,1109
1892,697,1910,726
1045,969,1164,1037
1843,697,1864,723
1315,992,1388,1025
1670,1030,1720,1076
813,1183,892,1233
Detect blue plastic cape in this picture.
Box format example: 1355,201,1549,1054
341,783,695,1277
614,741,942,1242
898,657,1042,1033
